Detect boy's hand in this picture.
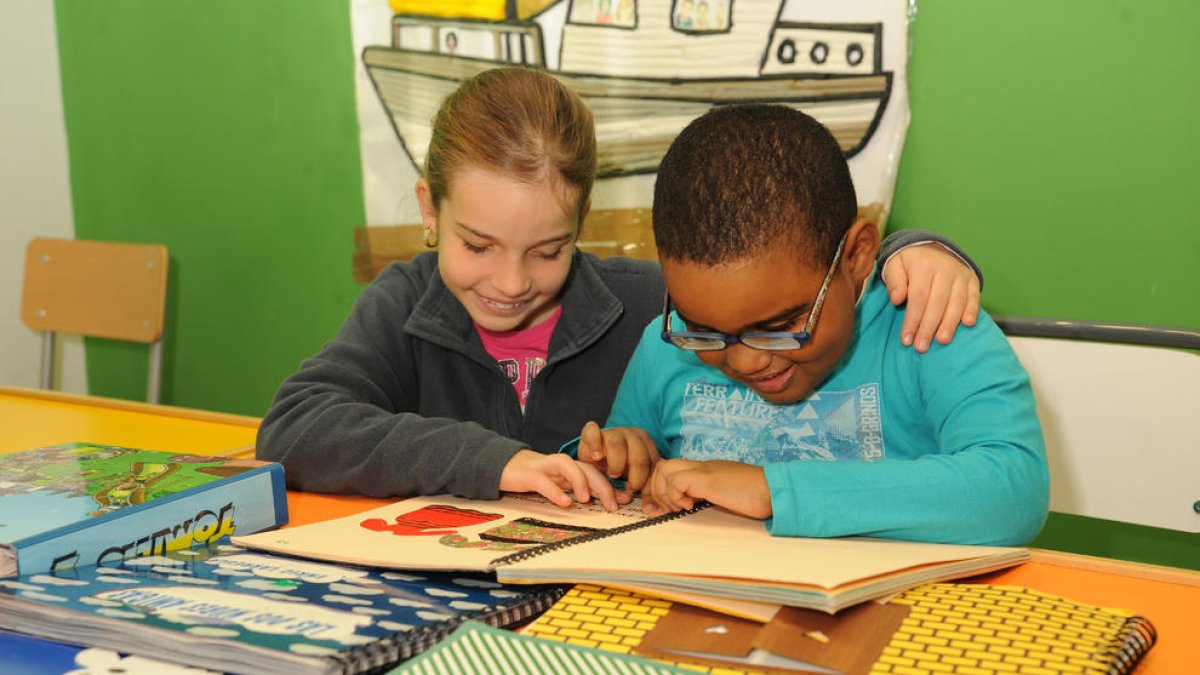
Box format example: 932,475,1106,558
499,449,619,512
578,422,660,496
642,459,771,520
882,244,981,353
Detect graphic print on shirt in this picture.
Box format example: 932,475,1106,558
497,357,546,410
679,380,885,463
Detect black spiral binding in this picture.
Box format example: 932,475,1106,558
487,500,712,567
328,503,711,672
1102,614,1157,675
331,584,568,674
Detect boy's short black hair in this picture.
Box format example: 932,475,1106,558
652,104,857,267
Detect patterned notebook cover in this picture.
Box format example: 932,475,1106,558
389,620,689,675
521,584,742,672
0,540,563,675
872,583,1156,675
0,628,218,674
524,583,1156,675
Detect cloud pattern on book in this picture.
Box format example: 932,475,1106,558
0,542,556,659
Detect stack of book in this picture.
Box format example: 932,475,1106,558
1,455,1159,674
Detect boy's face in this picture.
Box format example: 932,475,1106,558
417,167,579,332
661,222,878,404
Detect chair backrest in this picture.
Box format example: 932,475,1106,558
995,316,1200,533
20,237,169,403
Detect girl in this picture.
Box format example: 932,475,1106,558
256,68,982,510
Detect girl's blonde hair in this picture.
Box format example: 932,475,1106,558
424,68,597,226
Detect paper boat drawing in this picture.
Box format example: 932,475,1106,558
363,0,892,177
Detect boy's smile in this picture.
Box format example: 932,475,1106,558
661,224,877,404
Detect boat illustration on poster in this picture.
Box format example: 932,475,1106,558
364,0,892,177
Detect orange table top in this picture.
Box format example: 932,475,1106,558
0,386,258,456
287,490,1200,674
6,387,1195,673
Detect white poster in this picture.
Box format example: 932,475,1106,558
352,0,911,236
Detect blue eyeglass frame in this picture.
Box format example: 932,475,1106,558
659,236,846,352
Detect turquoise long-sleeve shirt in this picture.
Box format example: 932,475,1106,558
604,275,1048,545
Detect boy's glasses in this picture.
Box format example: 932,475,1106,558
660,236,846,352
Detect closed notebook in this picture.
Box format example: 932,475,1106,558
521,584,905,675
0,442,288,577
0,628,218,674
872,583,1156,675
0,540,564,675
388,620,689,675
525,582,1158,675
233,493,1027,613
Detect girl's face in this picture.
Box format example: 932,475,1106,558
417,167,580,332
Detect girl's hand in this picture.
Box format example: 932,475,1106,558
882,244,981,353
499,449,619,511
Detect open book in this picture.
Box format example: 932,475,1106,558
232,494,1029,613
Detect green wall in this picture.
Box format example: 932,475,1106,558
887,3,1199,568
54,0,364,413
891,1,1200,328
54,1,1197,567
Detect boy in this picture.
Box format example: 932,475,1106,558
580,105,1048,545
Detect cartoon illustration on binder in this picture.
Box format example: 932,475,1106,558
88,461,183,516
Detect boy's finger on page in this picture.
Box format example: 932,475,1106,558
624,434,653,492
635,428,661,464
644,463,668,510
581,421,604,462
602,431,629,478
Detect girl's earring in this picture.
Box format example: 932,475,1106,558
423,228,438,248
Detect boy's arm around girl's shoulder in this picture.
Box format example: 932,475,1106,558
255,257,525,500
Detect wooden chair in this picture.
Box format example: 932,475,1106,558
995,316,1200,534
20,237,169,404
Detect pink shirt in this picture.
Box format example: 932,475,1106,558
475,306,562,411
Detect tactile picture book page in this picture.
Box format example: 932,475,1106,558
232,493,647,572
493,506,1028,612
235,494,1026,613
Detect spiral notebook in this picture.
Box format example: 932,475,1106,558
0,628,221,675
0,539,563,675
523,582,1157,675
387,620,689,675
232,494,1028,613
876,583,1156,675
